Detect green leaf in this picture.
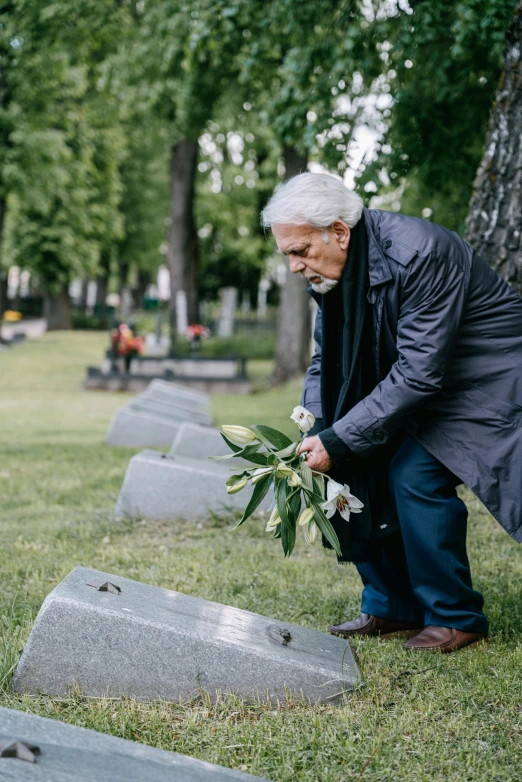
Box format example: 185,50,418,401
281,518,296,557
275,477,291,528
210,440,269,466
250,425,293,450
231,473,274,530
300,462,314,491
274,442,299,458
288,487,302,519
311,502,342,556
312,474,325,497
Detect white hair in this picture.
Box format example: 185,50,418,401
261,172,364,230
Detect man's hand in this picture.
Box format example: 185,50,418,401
297,435,332,473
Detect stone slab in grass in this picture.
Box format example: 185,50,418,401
128,398,213,427
144,378,209,409
104,407,180,448
0,706,266,781
12,567,361,704
169,421,246,464
114,450,269,520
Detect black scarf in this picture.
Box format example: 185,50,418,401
317,217,401,562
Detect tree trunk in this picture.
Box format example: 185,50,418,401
167,138,199,329
271,146,311,384
0,196,7,318
79,277,89,314
95,254,110,323
465,2,522,294
133,268,151,309
44,288,72,330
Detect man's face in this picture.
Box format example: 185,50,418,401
272,221,350,293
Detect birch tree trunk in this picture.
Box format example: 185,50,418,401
0,196,7,317
465,2,522,294
271,147,311,384
167,138,199,329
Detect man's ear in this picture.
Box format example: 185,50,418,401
331,220,350,250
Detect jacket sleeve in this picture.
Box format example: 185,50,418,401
300,309,322,419
333,251,470,455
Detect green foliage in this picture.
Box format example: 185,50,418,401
1,1,130,290
357,0,516,231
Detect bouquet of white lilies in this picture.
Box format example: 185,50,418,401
211,406,364,557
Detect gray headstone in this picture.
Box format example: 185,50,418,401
115,450,269,520
175,289,189,336
12,567,361,704
169,422,236,461
128,398,212,427
218,287,238,337
146,378,209,406
142,385,208,414
0,707,266,781
104,408,180,448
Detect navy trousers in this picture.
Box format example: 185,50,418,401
356,435,488,633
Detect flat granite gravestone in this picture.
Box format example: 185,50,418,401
147,378,209,407
115,450,270,520
169,421,247,464
128,398,213,427
104,407,180,448
142,385,209,414
12,567,361,704
0,707,266,781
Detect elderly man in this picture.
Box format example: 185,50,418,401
261,172,522,653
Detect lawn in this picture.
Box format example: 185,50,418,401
0,331,521,780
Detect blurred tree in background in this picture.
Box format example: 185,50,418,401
0,0,518,359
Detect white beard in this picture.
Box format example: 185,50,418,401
305,274,339,294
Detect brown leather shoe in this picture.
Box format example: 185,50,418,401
330,613,423,639
403,625,488,653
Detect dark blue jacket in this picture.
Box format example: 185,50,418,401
302,208,522,542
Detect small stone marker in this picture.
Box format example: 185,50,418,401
128,397,213,427
115,450,270,520
0,706,266,780
217,287,238,337
12,567,361,704
147,378,209,407
104,407,180,448
142,385,208,414
169,421,246,462
175,289,189,336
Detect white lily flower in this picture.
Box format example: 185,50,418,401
303,520,318,545
220,425,258,445
290,405,316,433
321,479,364,522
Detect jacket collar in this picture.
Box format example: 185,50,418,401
363,208,393,287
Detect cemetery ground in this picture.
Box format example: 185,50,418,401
0,333,521,781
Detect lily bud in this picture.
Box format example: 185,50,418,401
276,462,294,477
298,507,315,526
288,471,302,487
226,477,249,494
266,507,282,531
220,425,258,445
251,466,274,484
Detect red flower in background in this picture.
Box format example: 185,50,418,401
186,324,211,341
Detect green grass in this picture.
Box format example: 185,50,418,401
1,332,521,780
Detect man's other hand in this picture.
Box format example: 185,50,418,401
297,435,332,473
